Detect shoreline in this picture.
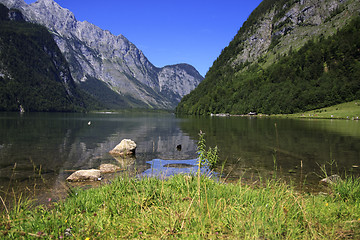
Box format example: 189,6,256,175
1,174,360,239
209,100,360,120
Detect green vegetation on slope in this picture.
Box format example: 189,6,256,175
78,76,144,110
0,4,93,112
176,15,360,115
216,0,298,69
279,100,360,119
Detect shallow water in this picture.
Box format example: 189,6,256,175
0,112,359,206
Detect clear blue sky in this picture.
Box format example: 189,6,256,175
24,0,263,76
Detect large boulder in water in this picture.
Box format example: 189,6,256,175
109,139,136,156
66,169,101,182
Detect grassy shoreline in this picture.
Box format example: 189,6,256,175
1,173,360,239
209,100,360,120
273,100,360,120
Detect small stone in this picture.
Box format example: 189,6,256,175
65,228,72,237
320,174,342,185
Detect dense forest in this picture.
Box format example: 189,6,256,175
0,4,95,112
176,14,360,115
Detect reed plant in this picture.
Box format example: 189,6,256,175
331,176,360,202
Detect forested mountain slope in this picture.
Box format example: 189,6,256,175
176,0,360,115
0,4,89,112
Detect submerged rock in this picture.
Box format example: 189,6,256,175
109,139,136,156
99,164,122,173
112,155,136,168
163,163,194,168
66,169,101,182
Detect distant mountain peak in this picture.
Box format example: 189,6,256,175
33,0,55,4
28,0,77,33
0,0,203,109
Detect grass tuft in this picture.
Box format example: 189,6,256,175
331,176,360,203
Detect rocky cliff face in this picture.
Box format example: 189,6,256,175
0,3,86,112
0,0,203,109
231,0,359,67
158,64,204,103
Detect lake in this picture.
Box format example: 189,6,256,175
1,112,359,205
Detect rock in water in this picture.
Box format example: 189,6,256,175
66,169,101,182
320,174,342,185
109,139,136,156
99,164,121,173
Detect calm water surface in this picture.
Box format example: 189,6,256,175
0,112,359,205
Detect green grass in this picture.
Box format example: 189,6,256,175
276,100,360,119
1,174,360,239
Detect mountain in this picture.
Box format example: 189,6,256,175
176,0,360,115
0,3,90,112
0,0,203,110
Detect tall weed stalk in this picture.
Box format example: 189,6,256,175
196,131,218,203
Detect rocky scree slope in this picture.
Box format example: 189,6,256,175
0,0,203,109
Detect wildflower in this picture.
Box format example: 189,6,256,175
85,238,90,240
326,203,329,206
